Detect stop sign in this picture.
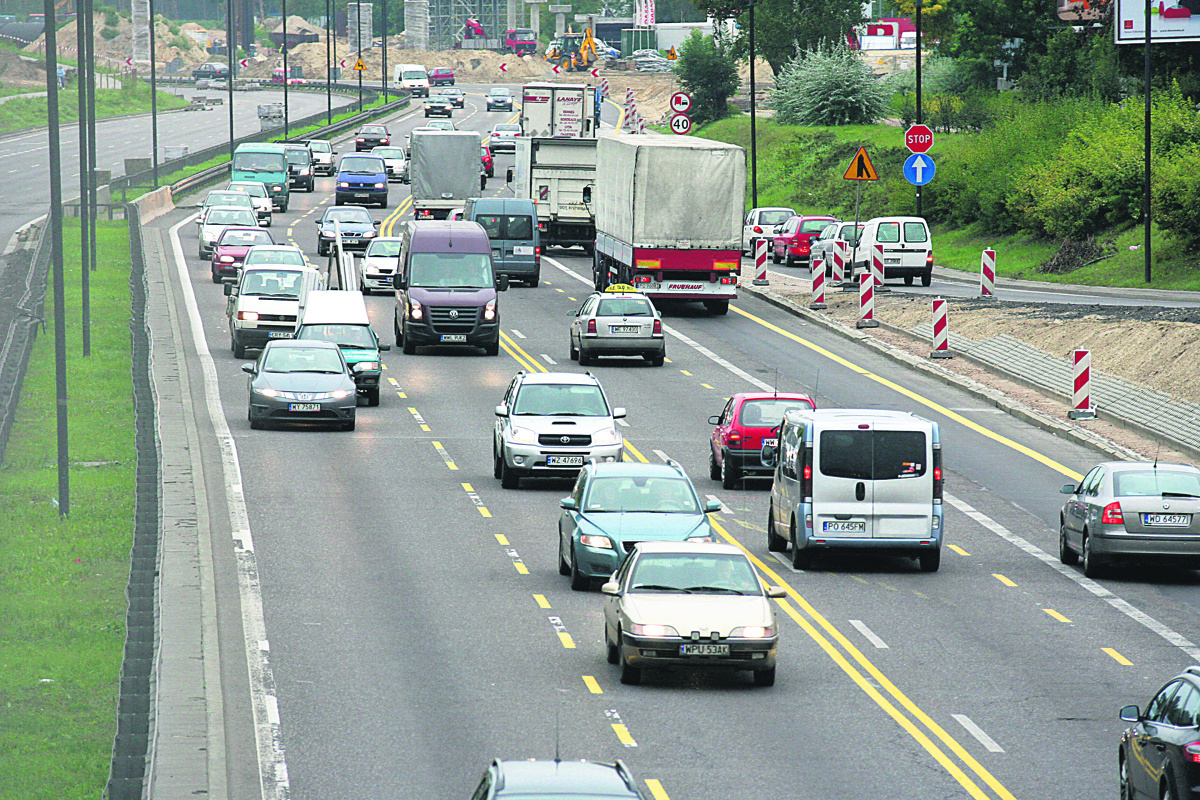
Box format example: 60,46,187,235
905,124,934,154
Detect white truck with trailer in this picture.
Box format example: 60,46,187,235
510,136,597,252
409,130,485,220
593,132,746,315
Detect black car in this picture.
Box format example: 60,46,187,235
485,88,513,111
315,206,379,256
470,759,646,800
440,86,465,108
424,95,453,118
284,144,315,192
1120,666,1200,799
193,62,230,81
355,124,391,151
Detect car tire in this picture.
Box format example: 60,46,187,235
709,449,721,481
918,549,941,572
720,453,741,490
343,414,356,432
921,270,933,287
705,300,729,316
393,317,402,346
366,387,380,407
558,530,571,576
1082,531,1106,578
1119,757,1134,800
317,243,327,257
606,630,619,665
249,409,264,430
211,269,221,284
771,249,780,265
527,275,539,288
500,458,521,489
619,653,642,686
1059,523,1079,565
790,517,813,570
402,336,417,355
767,508,788,552
380,198,388,209
903,275,914,286
232,335,246,360
646,353,664,367
569,338,579,361
484,337,499,356
493,442,504,479
578,349,593,367
569,543,588,590
753,666,776,687
1162,776,1178,800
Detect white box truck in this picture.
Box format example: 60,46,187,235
593,132,746,315
519,82,593,138
511,136,597,251
409,130,484,220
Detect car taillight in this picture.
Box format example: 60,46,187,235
802,446,813,497
632,275,651,284
1186,743,1200,763
535,246,541,257
728,431,742,449
1102,502,1124,525
587,319,596,334
927,251,934,266
719,276,735,285
933,448,943,500
652,319,661,334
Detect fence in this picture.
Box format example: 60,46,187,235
0,222,51,465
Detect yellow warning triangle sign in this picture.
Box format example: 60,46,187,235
353,58,367,71
667,46,678,59
842,146,878,181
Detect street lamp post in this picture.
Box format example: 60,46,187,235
1143,0,1152,283
747,0,757,209
76,0,91,355
149,0,158,186
326,0,332,124
915,0,922,216
382,0,388,102
44,0,69,516
227,0,235,162
356,1,363,112
283,0,290,139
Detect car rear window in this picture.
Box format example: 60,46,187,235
758,210,792,226
219,229,272,245
903,222,928,243
876,222,900,243
208,209,255,224
737,398,814,427
477,214,533,241
1113,470,1200,498
597,297,652,317
800,219,831,234
819,430,927,481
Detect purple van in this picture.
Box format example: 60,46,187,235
392,220,508,356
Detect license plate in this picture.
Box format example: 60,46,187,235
288,403,320,412
547,455,584,467
267,331,293,338
440,334,467,343
884,258,901,265
762,438,778,447
354,193,369,198
610,325,639,334
1144,513,1191,526
823,520,866,533
513,245,533,256
680,643,729,656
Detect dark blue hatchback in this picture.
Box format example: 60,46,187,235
335,154,388,208
1121,666,1200,800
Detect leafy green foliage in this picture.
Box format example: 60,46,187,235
99,26,118,40
772,43,887,126
673,30,739,127
695,0,865,76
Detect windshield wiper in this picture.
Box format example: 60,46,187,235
682,585,746,595
289,369,342,374
631,584,679,592
254,293,299,299
1163,491,1200,499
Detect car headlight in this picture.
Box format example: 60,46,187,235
270,184,282,192
409,299,423,320
237,311,259,321
510,426,537,444
730,626,774,639
219,255,235,263
374,183,387,189
483,298,496,321
593,428,621,446
362,230,376,238
630,623,679,637
579,533,613,549
338,182,350,189
300,167,311,176
330,389,351,399
256,387,277,397
356,361,380,371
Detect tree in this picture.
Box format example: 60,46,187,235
693,0,866,76
772,43,887,125
674,30,740,126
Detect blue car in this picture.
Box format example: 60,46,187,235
557,461,722,590
335,153,389,208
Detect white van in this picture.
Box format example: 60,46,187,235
294,290,389,405
224,264,324,358
850,216,933,287
762,408,944,572
395,63,430,97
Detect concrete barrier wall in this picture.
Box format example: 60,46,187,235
133,186,176,224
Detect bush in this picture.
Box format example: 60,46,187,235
673,30,739,127
1154,145,1200,250
100,26,118,40
103,9,117,27
772,43,888,126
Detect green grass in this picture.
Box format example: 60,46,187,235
0,81,188,134
0,219,135,800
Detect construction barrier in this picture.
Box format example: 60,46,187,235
930,297,952,359
810,258,826,309
871,244,888,293
753,239,768,286
980,248,996,298
832,240,846,286
856,271,878,329
1068,349,1097,420
600,77,610,98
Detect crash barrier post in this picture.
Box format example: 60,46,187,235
856,271,878,329
753,239,768,286
1068,349,1097,420
832,240,846,286
980,248,996,298
872,244,889,293
810,258,826,309
930,297,952,359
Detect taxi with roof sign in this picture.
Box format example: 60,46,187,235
569,285,665,367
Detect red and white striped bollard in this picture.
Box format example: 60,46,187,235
980,248,996,298
872,244,889,293
753,239,769,285
930,297,952,359
1068,349,1097,420
856,271,878,328
810,258,826,309
832,240,846,286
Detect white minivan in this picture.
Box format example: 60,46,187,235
762,408,944,572
395,63,430,97
850,216,933,287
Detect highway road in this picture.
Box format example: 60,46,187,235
145,86,1200,800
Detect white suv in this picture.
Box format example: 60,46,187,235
493,371,625,489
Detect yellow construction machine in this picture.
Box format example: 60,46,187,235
544,27,597,71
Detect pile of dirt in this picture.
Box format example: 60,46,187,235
273,15,326,36
0,48,46,88
24,12,211,71
243,42,556,82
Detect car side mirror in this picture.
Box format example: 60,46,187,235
496,274,510,292
1060,483,1076,495
374,220,381,227
703,499,722,513
494,404,509,417
240,363,255,374
392,274,406,289
378,344,391,351
314,219,320,225
708,415,720,425
560,497,577,510
612,407,626,419
761,443,777,468
506,167,514,183
1120,705,1141,723
600,581,619,596
766,586,786,599
481,174,488,191
223,283,234,296
582,185,592,204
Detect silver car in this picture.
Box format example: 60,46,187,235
199,206,258,259
196,189,256,226
371,146,408,183
227,181,273,226
359,237,401,294
809,221,862,277
602,541,784,686
303,139,336,175
489,123,520,153
569,289,665,367
242,339,358,431
493,371,625,489
1059,461,1200,577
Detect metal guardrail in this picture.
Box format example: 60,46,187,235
0,223,51,466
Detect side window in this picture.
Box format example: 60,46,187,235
780,423,799,480
503,378,520,408
1079,467,1103,497
744,211,754,226
1179,683,1200,728
1166,683,1199,727
877,222,900,243
820,224,836,240
1147,682,1183,723
469,772,492,800
572,471,588,505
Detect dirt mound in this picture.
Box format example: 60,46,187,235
273,15,326,36
243,42,555,83
24,12,211,71
0,48,46,88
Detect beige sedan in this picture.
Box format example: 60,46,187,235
602,541,783,686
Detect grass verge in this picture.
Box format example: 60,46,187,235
0,81,188,135
0,219,135,799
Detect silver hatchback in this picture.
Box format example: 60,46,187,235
1059,461,1200,577
569,289,665,367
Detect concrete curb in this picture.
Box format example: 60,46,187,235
739,282,1145,463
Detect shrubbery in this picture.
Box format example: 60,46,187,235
772,43,887,126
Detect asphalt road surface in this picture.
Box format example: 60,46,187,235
147,87,1200,800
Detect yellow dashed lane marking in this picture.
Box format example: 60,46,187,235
1104,647,1133,666
534,594,551,609
514,562,530,575
432,441,458,470
645,779,671,800
557,631,575,648
992,574,1017,587
1043,609,1071,623
582,675,603,694
611,723,636,746
495,534,510,546
949,544,970,556
680,369,693,376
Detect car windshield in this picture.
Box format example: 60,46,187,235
512,383,608,416
1113,470,1200,498
800,219,833,234
475,214,533,241
297,324,377,349
324,209,373,225
409,252,493,288
228,183,267,197
307,140,331,152
207,192,249,207
366,240,401,257
285,149,311,164
401,70,425,80
758,210,792,226
738,398,814,427
245,249,305,266
241,269,305,297
489,88,511,96
208,209,255,225
340,157,384,174
262,347,344,373
628,553,760,595
596,297,652,317
233,153,285,172
584,476,699,514
218,229,272,246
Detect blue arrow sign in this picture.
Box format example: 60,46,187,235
904,153,936,186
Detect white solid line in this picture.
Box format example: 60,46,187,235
849,619,889,649
511,329,526,339
951,714,1005,753
652,449,670,462
540,353,557,365
265,694,280,726
769,551,796,572
944,492,1200,662
169,215,291,799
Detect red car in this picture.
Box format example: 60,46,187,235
211,226,275,282
708,392,817,489
772,215,837,268
428,67,455,86
480,143,493,178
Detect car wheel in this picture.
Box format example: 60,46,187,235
366,387,380,407
527,275,539,288
721,453,742,490
903,275,914,286
393,317,403,345
918,549,941,572
343,414,356,432
1162,776,1178,800
493,442,504,479
317,243,327,257
1082,531,1105,578
753,666,776,687
646,352,664,367
380,198,388,209
1059,522,1079,565
705,300,729,315
921,270,933,287
1119,757,1134,800
232,335,246,360
771,249,780,265
569,543,588,590
211,269,221,284
249,408,264,430
558,529,571,576
402,336,417,355
578,349,593,367
484,337,499,356
767,508,788,552
606,629,619,665
569,337,579,361
709,449,721,481
619,652,642,685
500,457,521,489
791,517,812,570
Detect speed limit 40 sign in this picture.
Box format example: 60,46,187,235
669,91,692,114
669,113,692,135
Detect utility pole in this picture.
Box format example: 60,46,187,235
1143,0,1152,283
149,0,158,186
355,1,363,112
282,0,289,140
44,0,69,516
227,0,235,162
76,0,91,355
915,0,922,217
326,0,332,124
85,3,96,274
382,0,388,102
747,0,757,209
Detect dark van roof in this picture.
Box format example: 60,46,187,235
409,220,492,254
468,197,537,215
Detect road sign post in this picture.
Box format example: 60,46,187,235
905,124,934,153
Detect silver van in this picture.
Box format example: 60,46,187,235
762,409,944,572
464,197,541,287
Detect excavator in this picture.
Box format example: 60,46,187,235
544,27,597,71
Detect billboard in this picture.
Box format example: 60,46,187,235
1113,0,1200,43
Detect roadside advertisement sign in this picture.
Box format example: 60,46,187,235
1114,0,1200,43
